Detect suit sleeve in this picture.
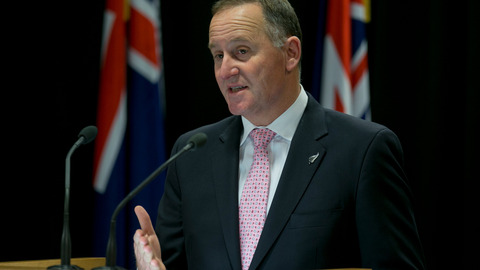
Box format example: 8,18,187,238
355,128,426,270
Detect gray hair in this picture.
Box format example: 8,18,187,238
211,0,302,48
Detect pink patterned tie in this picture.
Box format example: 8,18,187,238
239,128,276,270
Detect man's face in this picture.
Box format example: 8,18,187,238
209,3,289,125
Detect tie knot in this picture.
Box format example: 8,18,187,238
249,128,276,149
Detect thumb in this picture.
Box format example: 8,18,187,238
134,205,155,235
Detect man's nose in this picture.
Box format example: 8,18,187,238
218,55,240,80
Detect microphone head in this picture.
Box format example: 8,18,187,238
187,132,208,150
78,125,98,145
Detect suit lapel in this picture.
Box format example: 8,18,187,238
211,117,243,270
250,96,329,269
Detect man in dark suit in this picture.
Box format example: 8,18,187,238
133,0,426,269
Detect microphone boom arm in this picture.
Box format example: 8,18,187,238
60,138,84,267
49,125,97,270
104,139,201,267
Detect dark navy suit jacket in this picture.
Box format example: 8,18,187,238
155,93,425,270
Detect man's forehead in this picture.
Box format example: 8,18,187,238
208,35,256,50
209,13,265,49
210,5,263,35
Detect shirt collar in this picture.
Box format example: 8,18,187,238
240,85,308,145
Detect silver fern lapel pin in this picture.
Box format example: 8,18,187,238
308,152,320,164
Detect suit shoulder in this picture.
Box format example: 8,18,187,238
324,108,390,135
175,115,240,146
321,108,401,148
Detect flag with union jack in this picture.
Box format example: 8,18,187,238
93,0,166,267
313,0,371,120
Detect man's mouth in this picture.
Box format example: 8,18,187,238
230,86,248,92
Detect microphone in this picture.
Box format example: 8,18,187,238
48,125,98,270
93,132,208,270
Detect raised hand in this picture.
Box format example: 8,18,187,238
133,205,166,270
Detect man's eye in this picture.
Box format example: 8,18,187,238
237,49,248,55
214,54,224,60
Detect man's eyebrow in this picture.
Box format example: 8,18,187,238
208,42,217,50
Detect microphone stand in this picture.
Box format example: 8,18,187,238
48,138,86,270
94,133,207,270
49,126,97,270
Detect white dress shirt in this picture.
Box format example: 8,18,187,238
238,86,308,214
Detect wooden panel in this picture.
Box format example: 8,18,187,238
0,257,105,270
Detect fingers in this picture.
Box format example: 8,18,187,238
134,230,166,270
134,205,155,235
133,206,166,270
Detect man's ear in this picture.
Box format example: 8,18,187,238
285,36,301,72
